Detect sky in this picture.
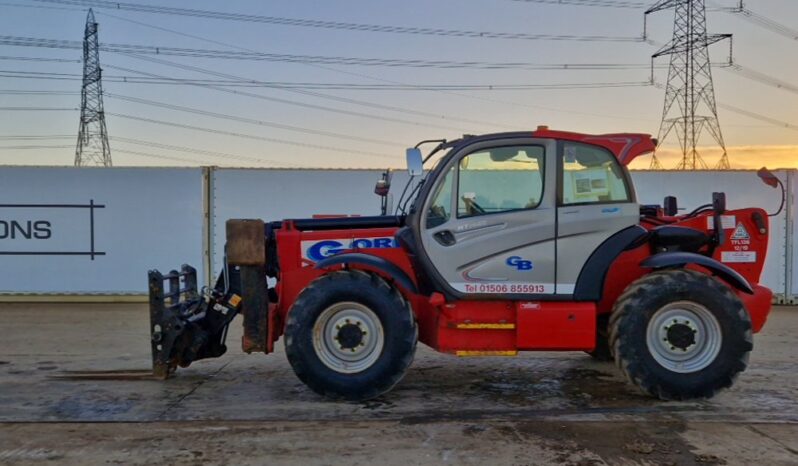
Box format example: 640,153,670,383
0,0,796,170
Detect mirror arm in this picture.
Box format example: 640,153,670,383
420,140,448,164
414,139,447,149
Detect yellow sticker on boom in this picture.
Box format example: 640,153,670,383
228,294,242,307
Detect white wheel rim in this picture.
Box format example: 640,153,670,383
646,301,722,374
312,302,384,374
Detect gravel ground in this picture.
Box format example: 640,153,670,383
0,303,796,465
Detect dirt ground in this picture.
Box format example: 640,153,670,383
0,303,796,466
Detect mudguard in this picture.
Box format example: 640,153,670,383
315,252,418,294
640,251,754,294
573,226,649,301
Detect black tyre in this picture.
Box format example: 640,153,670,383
284,270,417,401
586,314,613,362
609,269,753,400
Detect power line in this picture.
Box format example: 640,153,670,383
0,90,78,95
0,135,73,140
0,65,482,132
0,70,83,81
107,55,482,133
99,71,652,90
32,0,643,42
111,148,222,166
509,0,646,7
508,0,797,39
0,55,81,63
98,11,661,124
104,93,404,147
115,54,655,132
733,6,798,41
0,106,78,111
722,64,798,96
0,35,648,69
0,1,80,11
0,65,660,88
718,103,798,132
510,0,734,10
110,136,307,167
106,112,401,161
0,144,74,150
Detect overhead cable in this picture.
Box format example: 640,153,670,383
32,0,643,42
106,112,401,160
110,136,307,167
104,93,404,146
0,35,646,69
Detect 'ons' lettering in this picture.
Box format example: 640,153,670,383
0,220,52,240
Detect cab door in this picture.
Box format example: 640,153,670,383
555,141,639,294
419,138,558,296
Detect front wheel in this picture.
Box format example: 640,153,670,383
586,314,613,362
609,269,753,400
284,271,417,401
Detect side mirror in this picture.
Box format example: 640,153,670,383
406,148,423,177
757,167,780,188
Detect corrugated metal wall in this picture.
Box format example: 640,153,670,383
0,166,795,301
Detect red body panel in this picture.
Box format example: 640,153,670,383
267,205,773,354
740,285,772,332
531,128,656,165
516,302,596,351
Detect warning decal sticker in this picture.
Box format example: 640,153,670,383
721,251,757,263
730,223,750,240
706,215,737,230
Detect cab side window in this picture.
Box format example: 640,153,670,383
561,142,631,205
426,166,454,229
456,145,545,218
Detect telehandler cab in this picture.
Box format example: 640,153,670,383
149,127,775,401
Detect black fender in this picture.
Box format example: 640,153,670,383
314,252,418,294
574,225,649,301
640,251,754,294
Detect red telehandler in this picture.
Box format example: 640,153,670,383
149,128,780,401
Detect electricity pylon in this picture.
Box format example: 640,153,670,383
645,0,731,170
649,153,665,169
75,8,112,167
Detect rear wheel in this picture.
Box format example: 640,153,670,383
284,270,417,401
609,269,753,400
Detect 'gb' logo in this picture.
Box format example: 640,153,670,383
506,256,533,271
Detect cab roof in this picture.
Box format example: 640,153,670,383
449,128,656,166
